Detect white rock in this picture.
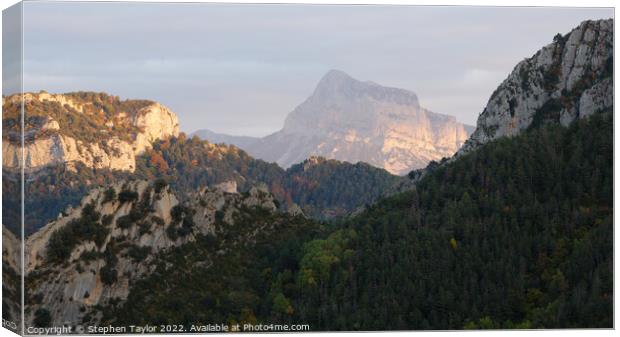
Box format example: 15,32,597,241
459,19,613,155
2,94,180,173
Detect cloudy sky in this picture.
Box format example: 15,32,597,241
6,2,613,136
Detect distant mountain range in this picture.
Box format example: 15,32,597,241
193,70,473,175
191,129,258,149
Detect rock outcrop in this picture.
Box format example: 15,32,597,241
19,179,285,326
2,92,180,172
196,70,473,175
459,19,613,155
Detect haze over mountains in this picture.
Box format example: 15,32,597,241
194,70,473,175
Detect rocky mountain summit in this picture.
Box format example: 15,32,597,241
2,92,179,172
196,70,472,175
459,19,613,155
6,178,301,326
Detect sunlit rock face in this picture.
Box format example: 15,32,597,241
244,70,472,175
459,19,613,155
2,92,180,173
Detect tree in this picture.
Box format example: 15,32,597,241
34,308,52,327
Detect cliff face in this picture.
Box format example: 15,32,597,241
2,92,180,172
19,179,282,327
197,70,472,175
459,19,613,155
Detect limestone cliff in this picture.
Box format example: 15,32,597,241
2,92,180,172
459,19,613,155
19,179,282,327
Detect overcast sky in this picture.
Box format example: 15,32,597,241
7,2,613,136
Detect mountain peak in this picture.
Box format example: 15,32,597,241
312,70,420,107
320,69,354,82
313,69,357,95
249,71,472,175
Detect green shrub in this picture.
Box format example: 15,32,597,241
118,189,138,204
101,214,114,227
531,98,564,128
138,222,151,235
102,188,116,204
100,265,118,285
80,250,101,262
154,178,168,194
33,308,52,327
116,215,133,230
126,245,152,262
151,216,165,226
215,210,225,224
46,203,108,262
166,225,179,241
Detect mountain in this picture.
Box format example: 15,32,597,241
8,179,321,327
2,91,179,172
190,129,259,148
459,19,613,155
277,156,403,218
195,70,473,175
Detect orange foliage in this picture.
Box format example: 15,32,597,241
150,152,169,172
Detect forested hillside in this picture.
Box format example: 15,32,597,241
3,165,131,235
135,136,402,219
100,111,612,329
289,111,613,329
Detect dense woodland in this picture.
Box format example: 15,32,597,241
136,137,401,219
3,165,131,235
287,112,612,329
100,112,612,329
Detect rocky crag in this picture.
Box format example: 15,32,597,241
7,179,301,327
459,19,613,155
2,92,179,172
